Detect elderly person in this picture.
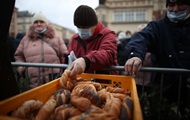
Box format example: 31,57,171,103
124,0,190,118
66,5,118,79
15,12,67,89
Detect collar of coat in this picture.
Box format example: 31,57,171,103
27,24,55,40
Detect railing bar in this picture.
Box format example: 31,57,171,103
11,62,68,68
25,67,29,89
51,68,53,80
142,72,145,93
159,73,164,120
11,62,190,73
177,75,182,116
38,67,40,86
25,67,28,78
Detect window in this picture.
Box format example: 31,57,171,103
114,10,124,22
114,9,146,22
102,14,106,22
136,9,146,21
125,10,134,22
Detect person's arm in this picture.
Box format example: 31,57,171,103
68,31,117,78
85,31,117,71
124,22,157,76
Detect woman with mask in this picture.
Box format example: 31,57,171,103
66,5,118,79
15,12,67,89
123,0,190,118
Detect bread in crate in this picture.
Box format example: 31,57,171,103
8,70,133,120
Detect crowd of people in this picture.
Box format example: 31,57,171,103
8,0,190,119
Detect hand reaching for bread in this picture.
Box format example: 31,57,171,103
11,70,133,120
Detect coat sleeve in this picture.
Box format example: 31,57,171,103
14,38,26,74
85,31,118,72
124,21,158,62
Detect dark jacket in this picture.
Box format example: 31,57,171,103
124,15,190,102
117,37,131,66
126,16,190,69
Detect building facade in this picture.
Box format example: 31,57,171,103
9,7,18,37
96,0,166,34
11,9,75,40
52,23,75,40
17,11,34,35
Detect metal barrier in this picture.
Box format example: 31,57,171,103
11,62,190,120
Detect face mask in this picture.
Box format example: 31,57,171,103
167,9,190,23
34,28,47,34
77,28,92,40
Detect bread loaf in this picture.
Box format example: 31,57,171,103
11,99,43,119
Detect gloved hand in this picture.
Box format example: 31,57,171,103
67,51,77,69
69,57,86,79
124,57,142,76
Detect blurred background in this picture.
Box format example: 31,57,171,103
11,0,166,42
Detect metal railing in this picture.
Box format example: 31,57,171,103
11,62,190,120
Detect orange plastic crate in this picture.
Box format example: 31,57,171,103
0,73,143,120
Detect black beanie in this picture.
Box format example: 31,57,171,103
166,0,190,7
74,5,98,27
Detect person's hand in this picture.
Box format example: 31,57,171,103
69,57,86,79
124,57,142,76
17,66,25,75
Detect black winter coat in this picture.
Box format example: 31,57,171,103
126,16,190,69
124,15,190,104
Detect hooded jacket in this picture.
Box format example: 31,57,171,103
14,24,67,88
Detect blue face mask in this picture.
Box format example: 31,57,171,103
77,28,92,40
34,28,47,34
167,10,189,23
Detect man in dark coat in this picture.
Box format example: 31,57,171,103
124,0,190,118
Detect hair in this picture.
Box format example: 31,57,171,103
126,30,132,35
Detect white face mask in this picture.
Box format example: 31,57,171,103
34,28,47,33
77,28,92,40
167,8,190,23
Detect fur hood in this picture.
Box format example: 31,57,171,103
27,24,56,40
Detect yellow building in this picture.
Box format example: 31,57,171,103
96,0,166,34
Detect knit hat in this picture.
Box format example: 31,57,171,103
166,0,190,7
32,12,48,24
74,5,98,27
